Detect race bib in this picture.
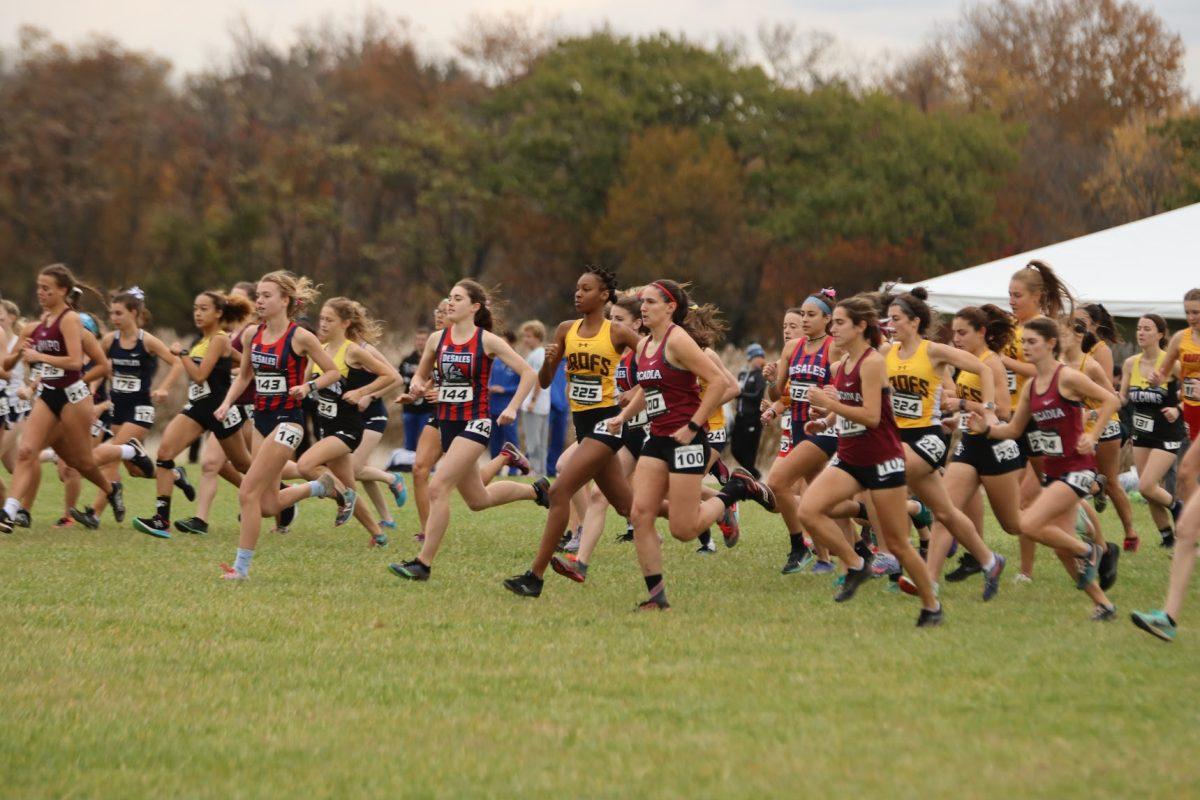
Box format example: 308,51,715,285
255,374,287,395
891,392,923,420
65,381,90,404
1132,413,1154,434
673,444,706,471
1032,430,1063,457
627,409,648,428
438,384,473,404
187,381,211,401
36,363,64,380
593,418,621,438
1101,419,1121,439
0,397,8,417
707,428,727,446
779,434,791,454
317,398,338,418
568,376,603,405
111,375,142,394
876,457,905,477
780,413,792,432
15,399,31,415
1006,370,1017,393
221,404,243,430
837,415,866,437
134,405,155,425
1184,380,1200,401
991,439,1020,463
790,382,815,404
90,418,107,438
915,434,946,464
644,389,667,418
273,423,303,449
465,418,492,438
1064,470,1095,493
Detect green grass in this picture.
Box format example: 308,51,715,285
0,464,1197,798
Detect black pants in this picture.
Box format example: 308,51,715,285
730,417,763,479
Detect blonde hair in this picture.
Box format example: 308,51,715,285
324,297,383,345
259,271,320,319
520,319,546,342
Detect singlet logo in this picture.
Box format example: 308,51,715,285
1032,407,1066,423
890,374,930,396
251,350,280,370
636,368,663,382
567,352,611,376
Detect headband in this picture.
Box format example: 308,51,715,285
653,282,677,306
892,297,916,318
805,295,833,315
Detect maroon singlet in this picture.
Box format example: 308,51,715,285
833,348,902,466
31,310,81,389
635,325,701,438
1029,365,1095,477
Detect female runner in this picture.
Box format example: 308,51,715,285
968,317,1118,619
300,297,401,547
389,280,548,581
503,267,639,598
1147,288,1200,503
798,295,942,626
1120,315,1185,549
132,291,256,537
0,265,124,533
613,280,773,610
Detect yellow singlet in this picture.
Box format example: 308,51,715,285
1077,352,1117,435
189,336,211,361
1003,325,1026,406
886,339,943,429
311,339,351,380
1179,331,1200,406
697,376,727,431
565,318,620,412
954,350,992,405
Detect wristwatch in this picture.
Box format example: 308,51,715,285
687,420,703,433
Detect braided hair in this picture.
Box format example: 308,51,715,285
583,266,619,303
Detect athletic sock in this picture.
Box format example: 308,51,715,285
576,560,589,576
789,532,807,554
698,529,713,547
155,496,171,521
644,574,663,594
982,554,997,573
4,498,21,517
308,480,326,499
234,547,254,575
1160,526,1173,539
118,444,136,460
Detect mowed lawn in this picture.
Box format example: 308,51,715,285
0,464,1197,798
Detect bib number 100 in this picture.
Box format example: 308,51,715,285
673,444,705,470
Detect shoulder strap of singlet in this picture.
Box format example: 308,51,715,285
1048,364,1064,397
789,337,806,368
282,322,299,356
568,318,583,341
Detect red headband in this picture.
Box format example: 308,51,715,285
653,282,676,306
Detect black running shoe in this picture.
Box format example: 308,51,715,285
853,537,874,564
502,571,544,597
174,466,196,502
174,516,209,535
709,458,731,486
616,529,634,543
1092,474,1109,513
1170,499,1184,525
14,508,31,528
0,510,12,534
782,548,814,575
532,477,551,509
981,553,1006,601
108,482,126,523
132,515,172,539
1074,542,1102,589
945,551,981,583
916,605,944,628
389,559,431,581
1099,542,1120,591
728,467,776,512
1090,603,1117,622
70,507,101,530
834,556,873,603
1161,530,1176,550
278,500,296,530
635,594,670,611
125,438,155,479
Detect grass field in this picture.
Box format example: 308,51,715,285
0,464,1197,798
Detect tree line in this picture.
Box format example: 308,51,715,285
1,0,1196,344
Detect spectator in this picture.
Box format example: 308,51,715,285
520,320,551,475
400,325,433,450
731,343,767,478
489,329,522,468
546,359,569,477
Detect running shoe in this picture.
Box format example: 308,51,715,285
564,528,581,554
697,539,717,554
945,551,981,583
107,483,125,522
635,594,670,611
1170,499,1184,525
388,472,408,507
811,560,835,575
503,570,544,596
1123,534,1140,553
727,467,776,512
53,516,75,529
389,559,431,581
616,528,634,543
551,554,587,583
1013,572,1033,585
69,507,101,530
709,457,731,486
782,548,814,575
1092,474,1109,513
897,575,919,596
1099,542,1120,591
532,476,551,508
174,516,208,535
14,509,30,528
501,442,532,476
1090,604,1117,622
871,552,901,577
1130,609,1176,642
916,605,944,628
379,520,397,531
220,563,247,581
717,504,740,548
125,437,155,478
173,466,196,502
982,554,1006,601
335,489,357,527
277,498,297,530
0,510,12,534
1160,530,1176,550
370,532,389,548
133,515,172,539
834,556,873,603
1074,542,1102,589
883,580,901,595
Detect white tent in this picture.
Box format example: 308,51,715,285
894,203,1200,319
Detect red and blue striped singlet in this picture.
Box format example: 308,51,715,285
251,322,308,413
788,336,832,431
435,327,492,422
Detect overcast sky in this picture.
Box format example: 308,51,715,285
3,0,1198,94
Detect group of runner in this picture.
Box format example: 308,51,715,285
0,262,1196,638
